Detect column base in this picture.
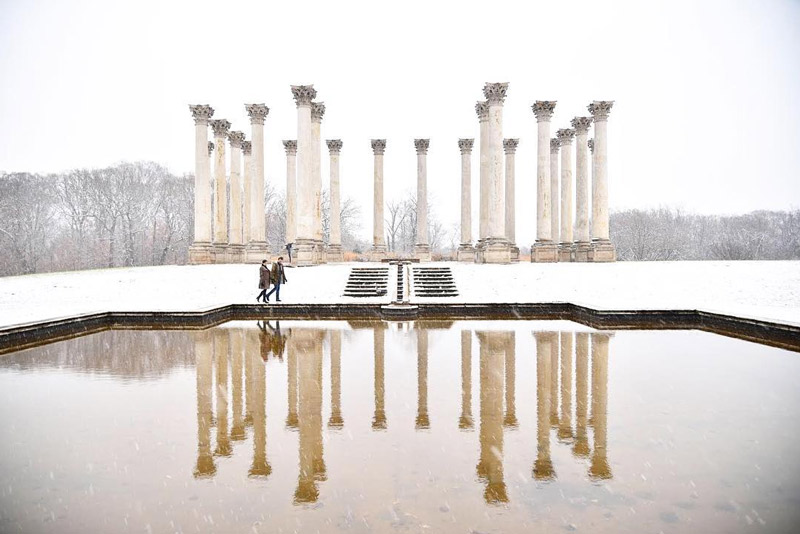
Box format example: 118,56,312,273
477,237,511,264
590,240,616,262
573,241,592,262
227,243,246,263
314,240,327,264
456,244,475,262
510,245,520,263
326,243,344,263
558,243,575,262
293,238,319,266
531,240,558,263
368,243,387,262
188,242,214,265
413,243,431,262
211,243,229,264
245,241,270,263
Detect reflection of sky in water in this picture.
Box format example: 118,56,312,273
0,320,799,534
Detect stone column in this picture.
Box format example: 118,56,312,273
290,86,318,265
549,138,560,252
311,102,326,263
372,325,387,429
531,101,558,262
480,82,511,264
476,101,489,249
214,330,232,457
242,141,252,246
209,119,231,261
326,140,344,262
589,333,612,480
572,332,590,458
413,139,431,261
503,332,518,428
558,331,574,442
456,139,475,262
245,104,269,262
328,330,343,428
193,331,216,477
572,116,593,261
503,138,520,262
588,101,616,261
369,139,388,261
416,328,430,429
556,128,576,262
283,140,297,249
188,105,214,264
227,131,245,262
533,332,555,480
459,330,473,429
476,331,508,504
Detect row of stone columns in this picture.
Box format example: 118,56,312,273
188,104,269,264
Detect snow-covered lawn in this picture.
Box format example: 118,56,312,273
0,261,798,328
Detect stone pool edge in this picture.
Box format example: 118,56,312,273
1,303,798,355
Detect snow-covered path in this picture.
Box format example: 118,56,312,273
0,261,798,328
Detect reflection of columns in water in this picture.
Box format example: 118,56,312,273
476,332,508,504
249,335,270,477
459,331,473,430
533,332,556,480
194,331,216,477
589,333,612,480
572,333,591,458
558,332,574,442
214,330,232,457
286,335,299,429
550,332,560,428
294,329,326,503
328,330,343,429
416,328,430,429
503,332,518,428
372,326,387,430
230,330,245,441
245,329,256,428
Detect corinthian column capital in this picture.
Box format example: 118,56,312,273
291,85,317,107
371,139,386,155
588,101,614,121
326,139,343,154
483,82,509,105
242,141,252,155
189,104,214,125
503,138,519,154
532,101,557,121
228,131,245,148
282,140,297,155
311,102,326,123
475,101,489,121
571,116,593,134
414,139,430,155
550,138,560,153
458,138,474,154
209,119,231,137
588,139,595,154
245,104,269,125
556,128,575,145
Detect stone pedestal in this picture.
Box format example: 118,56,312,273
531,101,558,262
245,104,270,263
189,105,214,264
557,128,576,263
457,138,475,262
291,85,319,266
413,139,431,262
369,139,388,262
589,101,616,262
326,139,344,262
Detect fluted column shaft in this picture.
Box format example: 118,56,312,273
486,95,505,240
573,117,592,247
328,141,342,248
228,132,244,247
504,139,519,245
415,140,429,246
291,87,316,245
283,141,297,244
590,102,613,241
458,140,473,246
311,103,325,244
371,140,387,255
557,129,575,260
242,142,252,244
477,102,489,241
210,120,230,245
190,106,213,245
535,106,553,241
550,139,560,245
246,104,268,246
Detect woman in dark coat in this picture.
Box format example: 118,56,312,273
256,260,271,303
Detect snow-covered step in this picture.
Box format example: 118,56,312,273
411,267,458,297
344,267,390,297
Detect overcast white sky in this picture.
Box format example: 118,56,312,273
1,0,799,245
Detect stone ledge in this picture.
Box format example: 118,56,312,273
1,303,798,356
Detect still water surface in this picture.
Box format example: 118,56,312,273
0,320,798,533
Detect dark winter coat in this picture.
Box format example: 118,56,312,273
270,262,287,285
258,264,271,289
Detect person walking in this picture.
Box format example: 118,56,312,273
264,256,288,303
256,259,271,303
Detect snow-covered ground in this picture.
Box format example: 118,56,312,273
0,261,798,328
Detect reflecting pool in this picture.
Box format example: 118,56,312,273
1,321,799,533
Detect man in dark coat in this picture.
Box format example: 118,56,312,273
264,256,288,303
256,260,271,303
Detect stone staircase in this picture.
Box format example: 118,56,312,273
411,266,458,297
343,267,389,297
